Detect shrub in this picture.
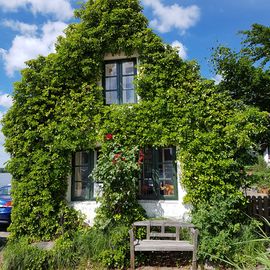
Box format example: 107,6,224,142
2,238,48,270
192,193,265,267
92,138,146,229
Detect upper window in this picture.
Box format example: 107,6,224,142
104,59,137,104
71,150,102,201
138,147,177,200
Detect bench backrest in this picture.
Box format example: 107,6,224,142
133,220,195,241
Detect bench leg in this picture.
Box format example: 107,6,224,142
129,229,135,270
192,259,197,270
130,247,135,270
192,229,198,270
192,250,197,270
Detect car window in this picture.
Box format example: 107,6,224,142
0,186,11,195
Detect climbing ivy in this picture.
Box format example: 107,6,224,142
2,2,270,264
92,134,146,229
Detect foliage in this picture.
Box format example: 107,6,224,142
192,194,265,265
212,46,270,112
2,226,133,270
98,225,131,269
92,135,146,229
212,24,270,113
240,23,270,67
2,237,48,270
247,155,270,189
1,0,146,240
2,0,270,266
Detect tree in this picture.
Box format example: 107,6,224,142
241,23,270,67
212,24,270,113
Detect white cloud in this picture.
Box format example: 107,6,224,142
171,40,187,59
212,74,223,85
0,94,13,109
142,0,200,33
0,21,67,76
0,0,73,20
2,20,38,36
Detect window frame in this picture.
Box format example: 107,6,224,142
103,58,137,105
71,150,100,201
138,147,178,201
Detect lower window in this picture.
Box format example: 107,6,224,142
71,150,102,201
71,147,177,201
138,147,177,200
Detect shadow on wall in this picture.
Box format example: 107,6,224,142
145,201,165,217
139,200,192,221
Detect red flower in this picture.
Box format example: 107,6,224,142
114,153,121,159
138,149,144,165
112,153,121,164
106,133,113,140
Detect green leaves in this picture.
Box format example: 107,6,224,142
92,138,146,229
2,4,270,264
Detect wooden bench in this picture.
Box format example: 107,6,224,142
129,220,198,270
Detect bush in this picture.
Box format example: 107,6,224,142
192,193,265,267
2,238,48,270
92,138,146,229
247,155,270,191
2,225,135,270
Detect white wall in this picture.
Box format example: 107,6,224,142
264,147,269,164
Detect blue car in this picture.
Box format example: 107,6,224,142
0,185,12,225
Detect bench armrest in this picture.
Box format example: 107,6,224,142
190,228,199,248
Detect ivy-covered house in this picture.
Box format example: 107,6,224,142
67,54,189,225
2,0,269,241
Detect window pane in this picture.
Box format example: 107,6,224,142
75,152,89,166
105,63,117,76
122,61,134,75
106,91,118,104
74,167,89,182
122,76,134,89
74,181,90,200
123,90,135,104
140,179,154,196
159,163,173,179
105,77,117,90
158,148,173,163
164,148,173,161
142,163,153,179
160,180,175,196
144,147,152,161
139,147,176,199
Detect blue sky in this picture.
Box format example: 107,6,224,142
0,0,269,167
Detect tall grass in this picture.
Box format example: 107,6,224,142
218,218,270,269
1,225,130,269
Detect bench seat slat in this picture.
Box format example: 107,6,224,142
134,240,194,252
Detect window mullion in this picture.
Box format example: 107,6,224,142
153,148,159,198
118,61,122,104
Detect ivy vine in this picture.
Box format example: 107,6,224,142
2,2,269,262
